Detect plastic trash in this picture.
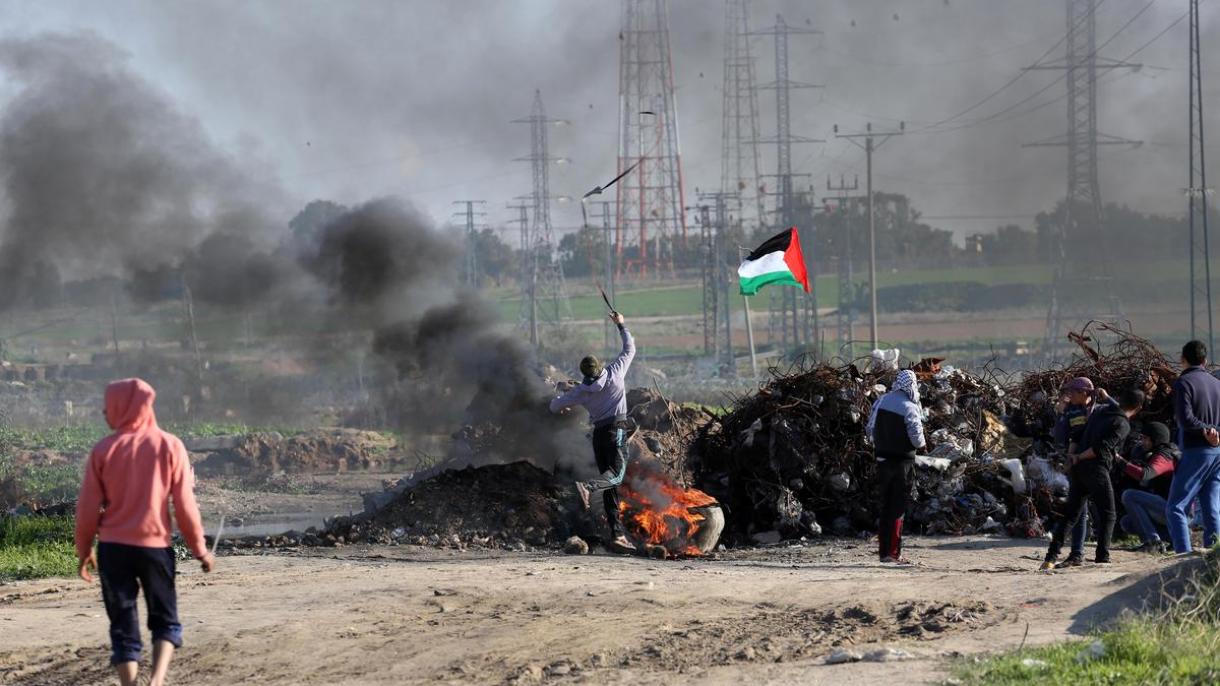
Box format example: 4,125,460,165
870,348,901,372
1000,458,1027,495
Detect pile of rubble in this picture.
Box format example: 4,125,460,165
693,355,1014,543
325,461,576,549
190,429,404,480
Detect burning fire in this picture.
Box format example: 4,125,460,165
618,461,718,557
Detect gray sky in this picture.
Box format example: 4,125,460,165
6,0,1216,242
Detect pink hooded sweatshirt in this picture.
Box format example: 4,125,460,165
74,378,207,560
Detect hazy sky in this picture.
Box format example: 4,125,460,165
5,0,1216,242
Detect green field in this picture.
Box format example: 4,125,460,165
492,259,1190,321
0,515,76,581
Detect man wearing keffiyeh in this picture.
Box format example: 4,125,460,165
867,369,926,564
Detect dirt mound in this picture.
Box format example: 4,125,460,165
322,461,576,549
192,429,400,477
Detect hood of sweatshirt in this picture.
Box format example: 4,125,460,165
104,378,158,433
581,371,609,392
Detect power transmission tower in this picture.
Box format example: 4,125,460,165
452,200,486,287
834,122,904,352
1023,0,1140,359
618,0,688,278
1188,0,1214,353
827,174,863,359
753,14,822,355
720,0,765,233
512,90,571,347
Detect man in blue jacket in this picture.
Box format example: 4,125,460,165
867,369,926,564
550,312,636,552
1166,340,1220,554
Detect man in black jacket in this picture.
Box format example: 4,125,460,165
866,369,926,564
1042,388,1144,568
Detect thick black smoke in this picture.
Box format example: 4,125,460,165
0,32,586,470
0,32,286,310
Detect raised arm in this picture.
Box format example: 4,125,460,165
604,315,636,383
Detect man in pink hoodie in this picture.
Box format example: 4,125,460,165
75,378,214,686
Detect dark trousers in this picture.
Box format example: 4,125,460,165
877,458,913,560
1047,460,1116,562
98,542,182,666
588,424,628,537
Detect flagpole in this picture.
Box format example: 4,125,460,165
738,246,758,378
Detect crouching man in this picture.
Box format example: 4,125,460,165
867,369,926,564
75,378,214,686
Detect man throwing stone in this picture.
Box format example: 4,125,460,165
550,312,636,552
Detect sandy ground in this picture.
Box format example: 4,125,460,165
0,535,1183,686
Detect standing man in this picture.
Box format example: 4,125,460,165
867,369,926,564
1050,377,1098,566
75,378,214,686
550,312,636,552
1166,340,1220,554
1043,388,1144,568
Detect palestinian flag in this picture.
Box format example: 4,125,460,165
738,227,810,295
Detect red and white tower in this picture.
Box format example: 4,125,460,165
617,0,688,277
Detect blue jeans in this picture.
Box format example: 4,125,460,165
1121,489,1169,544
98,543,183,666
1167,446,1220,553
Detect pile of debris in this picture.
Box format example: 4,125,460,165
1005,323,1181,536
190,429,403,479
1009,323,1178,423
694,355,1013,542
326,461,574,549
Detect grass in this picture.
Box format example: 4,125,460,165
0,515,77,581
491,258,1193,321
954,548,1220,685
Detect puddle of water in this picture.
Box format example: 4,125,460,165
226,513,327,538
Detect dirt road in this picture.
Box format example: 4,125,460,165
0,537,1173,685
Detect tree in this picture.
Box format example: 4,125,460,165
474,228,513,286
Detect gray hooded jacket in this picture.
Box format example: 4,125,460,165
549,325,636,426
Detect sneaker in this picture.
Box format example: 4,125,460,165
1039,559,1057,571
1131,540,1166,555
1057,554,1084,568
1094,557,1112,565
609,535,635,553
575,481,591,510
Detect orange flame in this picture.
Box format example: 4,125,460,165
617,461,718,557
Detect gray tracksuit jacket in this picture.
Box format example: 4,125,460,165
549,325,636,427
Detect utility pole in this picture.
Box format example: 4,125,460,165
452,200,486,288
693,190,737,374
1023,0,1140,360
835,122,904,352
720,0,765,233
752,14,822,354
827,174,863,359
592,200,617,353
618,0,688,278
1188,0,1214,353
512,90,571,348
